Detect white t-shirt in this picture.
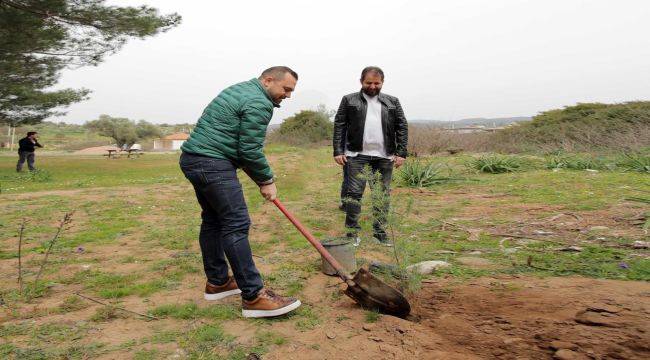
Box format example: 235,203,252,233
345,93,390,159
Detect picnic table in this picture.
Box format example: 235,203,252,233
104,149,120,159
104,149,144,159
125,149,144,158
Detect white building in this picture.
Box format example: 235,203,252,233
153,133,189,151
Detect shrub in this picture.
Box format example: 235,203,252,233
545,153,609,170
468,154,524,173
617,152,650,173
269,109,333,145
398,159,458,187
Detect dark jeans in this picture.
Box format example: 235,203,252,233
344,155,393,238
340,162,349,204
16,151,35,172
179,152,263,300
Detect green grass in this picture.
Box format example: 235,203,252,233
149,302,238,320
0,145,648,359
364,310,381,323
63,269,178,299
0,153,183,193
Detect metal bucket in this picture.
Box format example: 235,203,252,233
321,238,356,276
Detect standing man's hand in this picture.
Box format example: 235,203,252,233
259,182,277,201
393,156,406,168
334,155,347,166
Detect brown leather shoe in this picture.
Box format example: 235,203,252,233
242,288,301,318
204,277,241,300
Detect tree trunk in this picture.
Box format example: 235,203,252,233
10,126,15,151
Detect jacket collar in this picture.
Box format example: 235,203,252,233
252,78,281,108
357,90,390,106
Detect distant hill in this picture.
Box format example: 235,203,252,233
492,102,650,152
410,117,531,128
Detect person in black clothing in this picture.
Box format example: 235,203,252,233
332,66,409,246
17,131,43,172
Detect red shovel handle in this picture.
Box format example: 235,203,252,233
272,199,350,280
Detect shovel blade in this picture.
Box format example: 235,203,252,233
344,267,411,318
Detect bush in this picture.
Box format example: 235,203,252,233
398,159,459,187
545,153,609,170
468,154,525,173
617,152,650,173
269,109,333,145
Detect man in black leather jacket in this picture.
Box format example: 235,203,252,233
332,66,408,246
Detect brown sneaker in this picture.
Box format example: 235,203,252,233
242,288,301,318
204,277,241,300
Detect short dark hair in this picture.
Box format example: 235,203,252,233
360,66,384,81
27,131,37,136
259,66,298,81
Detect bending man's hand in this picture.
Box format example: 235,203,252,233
259,182,277,201
334,155,347,166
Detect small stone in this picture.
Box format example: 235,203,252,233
326,331,336,340
575,310,623,328
402,339,415,347
533,230,554,235
406,260,451,275
558,246,583,252
632,241,649,249
379,344,398,354
456,257,494,268
586,303,623,314
368,336,383,342
502,337,524,345
589,226,609,231
362,323,375,331
553,349,585,360
550,341,579,351
492,348,506,356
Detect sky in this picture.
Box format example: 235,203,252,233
52,0,650,124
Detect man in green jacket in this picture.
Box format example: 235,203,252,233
180,66,301,318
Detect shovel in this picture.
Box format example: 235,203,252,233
273,199,411,318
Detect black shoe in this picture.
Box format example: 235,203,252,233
373,234,392,247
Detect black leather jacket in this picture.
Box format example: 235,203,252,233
332,91,408,158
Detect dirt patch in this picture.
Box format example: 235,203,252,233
263,275,649,359
414,276,650,359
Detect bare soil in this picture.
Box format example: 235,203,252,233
264,275,650,360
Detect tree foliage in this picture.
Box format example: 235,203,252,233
85,114,160,147
272,107,334,145
0,0,181,127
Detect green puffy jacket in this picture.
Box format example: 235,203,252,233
181,78,277,185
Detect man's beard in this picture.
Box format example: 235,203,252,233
362,87,380,97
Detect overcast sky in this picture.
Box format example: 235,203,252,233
53,0,650,124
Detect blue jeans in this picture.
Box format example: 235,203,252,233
179,152,263,300
344,155,393,239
